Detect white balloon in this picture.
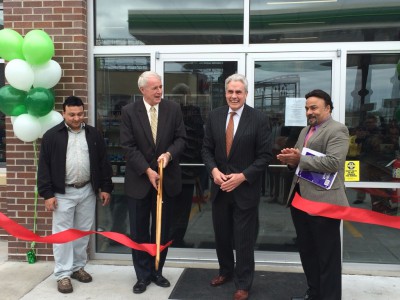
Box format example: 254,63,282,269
32,60,62,89
38,110,63,138
5,59,34,91
10,116,17,125
13,114,41,142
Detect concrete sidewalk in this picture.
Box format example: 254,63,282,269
1,240,400,300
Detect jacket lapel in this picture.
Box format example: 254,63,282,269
156,100,168,148
136,100,154,147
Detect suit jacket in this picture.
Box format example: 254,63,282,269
120,99,186,199
287,117,350,206
202,104,272,210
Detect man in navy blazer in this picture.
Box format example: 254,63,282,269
120,71,186,294
202,74,272,300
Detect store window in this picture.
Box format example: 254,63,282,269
345,53,400,216
95,56,150,252
250,0,400,44
95,0,244,45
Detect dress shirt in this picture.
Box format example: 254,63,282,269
65,123,90,184
143,99,159,124
226,105,244,137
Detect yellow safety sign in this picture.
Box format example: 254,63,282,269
345,160,360,181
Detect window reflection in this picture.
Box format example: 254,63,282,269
254,61,331,251
250,0,400,43
346,53,400,216
95,0,244,45
163,60,237,249
95,56,150,253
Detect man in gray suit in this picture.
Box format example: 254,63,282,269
120,71,186,294
202,74,272,300
277,89,349,300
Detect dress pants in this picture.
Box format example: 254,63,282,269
290,205,342,300
212,192,258,291
53,184,96,280
127,190,173,281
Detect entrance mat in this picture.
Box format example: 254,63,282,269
169,268,307,300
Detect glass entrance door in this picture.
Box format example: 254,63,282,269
156,54,245,256
247,53,339,262
247,52,340,262
156,52,342,263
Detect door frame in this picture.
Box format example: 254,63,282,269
155,52,246,90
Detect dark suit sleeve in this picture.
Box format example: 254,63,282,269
201,112,218,175
120,105,151,175
242,112,272,184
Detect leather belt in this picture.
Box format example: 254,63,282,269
66,181,90,189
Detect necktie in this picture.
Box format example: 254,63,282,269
304,126,316,147
226,112,236,156
150,106,157,143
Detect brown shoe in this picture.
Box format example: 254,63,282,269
234,289,249,300
210,274,232,287
71,268,92,283
57,277,73,293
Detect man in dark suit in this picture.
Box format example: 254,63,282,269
202,74,272,300
277,89,349,300
120,71,186,294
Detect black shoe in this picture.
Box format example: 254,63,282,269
151,274,171,287
292,289,316,300
133,279,151,294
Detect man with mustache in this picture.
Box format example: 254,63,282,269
277,89,349,300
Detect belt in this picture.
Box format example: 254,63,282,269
66,181,90,189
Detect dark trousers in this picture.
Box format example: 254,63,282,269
212,192,258,291
127,190,172,281
291,205,342,300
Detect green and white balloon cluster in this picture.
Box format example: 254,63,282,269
0,29,63,142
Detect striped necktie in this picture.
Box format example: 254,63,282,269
150,106,157,143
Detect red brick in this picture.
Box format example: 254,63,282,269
3,0,88,261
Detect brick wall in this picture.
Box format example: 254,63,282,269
3,0,88,260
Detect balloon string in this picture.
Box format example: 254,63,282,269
31,140,38,250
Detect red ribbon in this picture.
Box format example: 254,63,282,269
292,193,400,229
0,212,171,256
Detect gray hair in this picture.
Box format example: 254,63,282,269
225,74,248,93
138,71,162,89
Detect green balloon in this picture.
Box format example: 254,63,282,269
22,30,55,65
0,85,27,116
11,104,28,116
0,29,25,61
25,88,55,117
